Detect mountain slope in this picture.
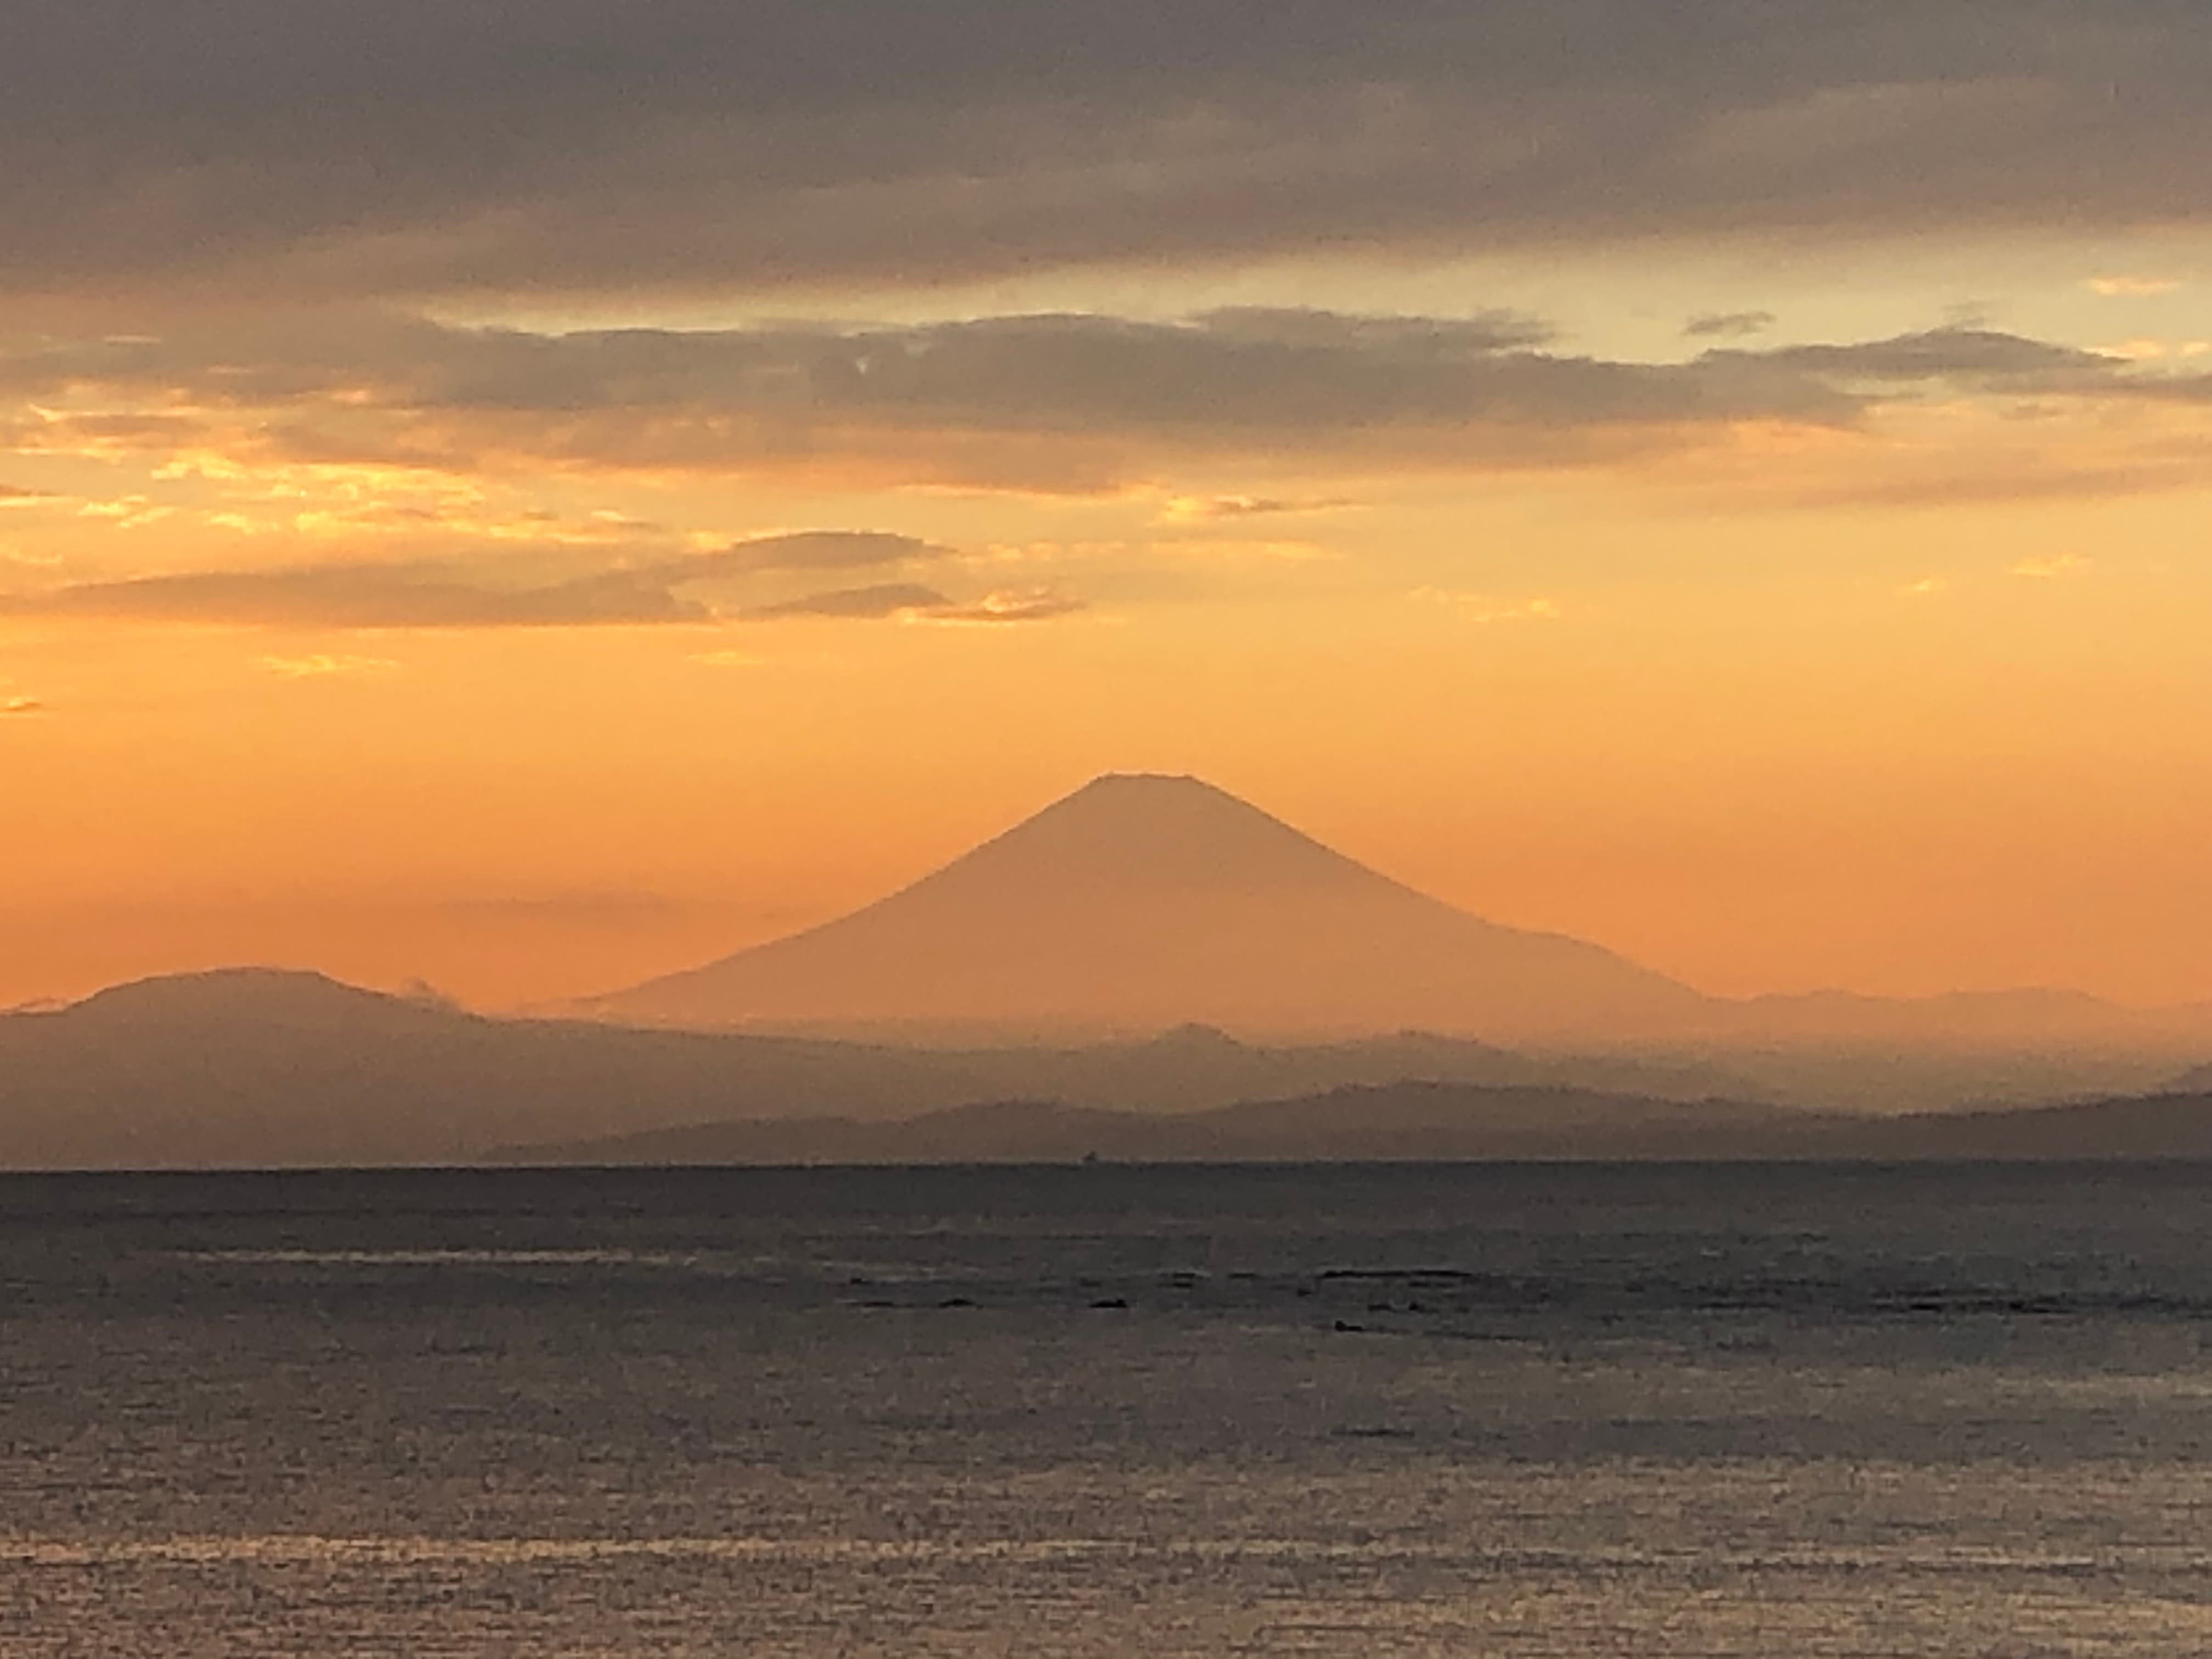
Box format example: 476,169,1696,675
594,773,1701,1039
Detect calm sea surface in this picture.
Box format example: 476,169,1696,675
4,1163,2212,1656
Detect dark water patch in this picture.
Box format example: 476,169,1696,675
7,1162,2212,1653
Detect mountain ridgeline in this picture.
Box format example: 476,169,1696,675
509,1084,2212,1168
0,969,1745,1169
592,773,1702,1040
5,774,2209,1168
3,968,2210,1170
587,774,2210,1052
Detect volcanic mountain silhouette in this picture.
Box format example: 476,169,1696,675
595,774,1704,1039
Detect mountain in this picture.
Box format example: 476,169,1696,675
1815,1090,2212,1160
0,969,1744,1169
1660,1041,2198,1118
10,968,2207,1168
507,1081,1793,1165
0,969,980,1167
509,1079,2212,1167
508,1080,2212,1166
591,773,1703,1041
930,1022,1762,1111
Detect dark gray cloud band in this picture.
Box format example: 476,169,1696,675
10,309,2151,493
1684,312,1777,341
4,2,2211,301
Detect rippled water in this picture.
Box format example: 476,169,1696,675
4,1162,2211,1655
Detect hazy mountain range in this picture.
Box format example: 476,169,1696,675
4,773,2206,1169
0,968,1747,1168
2,968,2207,1169
510,1082,2212,1169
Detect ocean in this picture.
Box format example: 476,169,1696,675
3,1162,2211,1655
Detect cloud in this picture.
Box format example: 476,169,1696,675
1159,494,1361,523
920,590,1088,624
0,307,1905,492
0,562,711,629
671,531,951,578
1415,588,1562,623
1738,328,2118,384
75,497,173,529
0,529,1079,631
2120,370,2212,404
2010,552,2091,579
747,582,1084,623
1152,536,1336,566
7,309,2205,512
0,695,44,715
747,583,951,620
1685,311,1777,339
2087,276,2186,297
259,653,400,678
7,4,2212,302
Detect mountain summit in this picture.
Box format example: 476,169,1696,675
592,774,1701,1039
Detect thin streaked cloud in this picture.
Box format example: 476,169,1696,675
2086,276,2187,297
1414,589,1562,623
259,653,401,678
0,534,1083,632
2010,552,2092,579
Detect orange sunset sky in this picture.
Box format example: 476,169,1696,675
4,2,2210,1011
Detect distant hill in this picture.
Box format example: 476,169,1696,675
0,968,1748,1169
507,1082,1795,1165
8,968,2205,1169
1666,1041,2195,1119
0,969,989,1168
958,1023,1760,1111
1816,1091,2212,1161
590,773,1703,1040
510,1082,2212,1166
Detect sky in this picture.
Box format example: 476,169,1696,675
4,0,2210,1011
